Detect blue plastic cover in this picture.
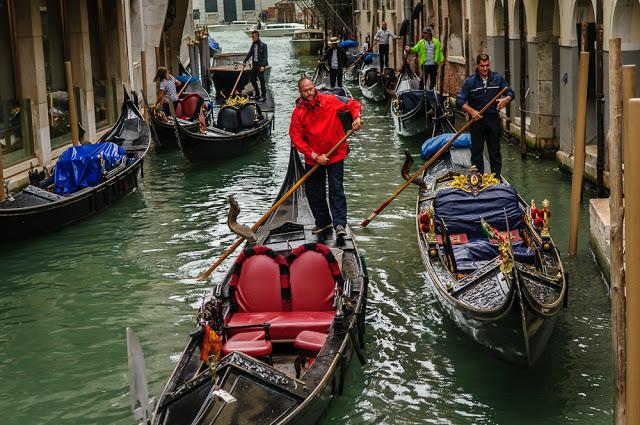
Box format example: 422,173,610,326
54,142,126,195
208,36,220,50
434,184,523,237
363,52,377,64
176,74,201,85
340,40,358,49
451,238,534,271
420,132,472,160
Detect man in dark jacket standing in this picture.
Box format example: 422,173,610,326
323,37,347,88
456,53,514,177
289,77,363,237
244,30,268,101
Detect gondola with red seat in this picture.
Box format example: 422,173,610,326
142,147,369,425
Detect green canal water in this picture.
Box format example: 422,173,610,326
0,35,611,424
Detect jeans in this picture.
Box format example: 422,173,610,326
250,62,266,97
304,160,347,228
421,64,438,90
378,44,389,70
329,68,343,88
470,115,502,176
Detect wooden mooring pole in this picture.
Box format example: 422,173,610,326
595,0,605,197
518,0,526,158
626,99,640,425
140,50,147,116
0,139,5,202
64,61,80,146
503,0,510,124
568,50,589,256
608,38,625,425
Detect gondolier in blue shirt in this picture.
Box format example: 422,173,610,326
456,53,513,177
243,30,268,101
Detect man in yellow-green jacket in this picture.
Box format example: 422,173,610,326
406,27,444,89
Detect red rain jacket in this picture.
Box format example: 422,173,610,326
289,91,362,165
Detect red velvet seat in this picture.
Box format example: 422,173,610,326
227,311,335,340
222,339,272,357
177,94,201,120
294,331,328,352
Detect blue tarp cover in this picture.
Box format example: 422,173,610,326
420,132,472,160
340,40,358,49
54,142,126,195
434,184,523,238
176,74,201,85
363,52,377,64
208,36,220,50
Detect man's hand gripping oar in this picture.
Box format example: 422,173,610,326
198,125,361,281
359,86,507,228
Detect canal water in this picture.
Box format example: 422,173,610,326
0,34,611,424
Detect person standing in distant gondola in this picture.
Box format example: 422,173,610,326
405,27,443,90
456,53,514,177
243,30,268,101
153,67,181,116
374,21,398,72
323,37,347,88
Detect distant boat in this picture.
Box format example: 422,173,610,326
208,21,257,32
290,28,324,56
245,22,305,37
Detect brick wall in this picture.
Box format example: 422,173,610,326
444,61,467,97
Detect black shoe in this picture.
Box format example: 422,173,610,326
312,223,332,234
335,225,347,238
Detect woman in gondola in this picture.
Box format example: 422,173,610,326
153,66,182,116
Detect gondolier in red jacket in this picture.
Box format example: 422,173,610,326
289,77,363,237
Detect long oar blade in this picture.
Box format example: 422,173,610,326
360,86,508,228
127,327,152,425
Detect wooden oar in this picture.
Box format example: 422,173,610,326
177,75,192,98
360,86,507,228
383,61,406,117
228,64,247,98
198,128,357,281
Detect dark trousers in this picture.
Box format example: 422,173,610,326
162,100,178,117
329,67,343,88
250,62,266,97
470,116,502,176
421,64,438,90
304,160,347,227
378,44,389,70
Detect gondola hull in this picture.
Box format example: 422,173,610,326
176,116,273,163
416,148,565,366
392,100,427,136
151,114,200,149
0,98,150,242
148,148,369,424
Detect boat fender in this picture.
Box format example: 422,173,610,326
217,106,239,132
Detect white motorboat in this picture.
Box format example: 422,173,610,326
245,22,305,37
208,21,257,32
290,28,325,56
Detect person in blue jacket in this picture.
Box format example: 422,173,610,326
456,53,514,177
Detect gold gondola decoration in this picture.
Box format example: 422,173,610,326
481,217,513,276
530,198,553,250
449,166,500,195
418,206,438,257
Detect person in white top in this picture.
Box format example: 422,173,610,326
153,67,181,117
374,21,398,71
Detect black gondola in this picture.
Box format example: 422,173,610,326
412,146,566,366
312,63,353,98
128,147,369,424
358,54,396,102
391,65,428,137
150,76,212,150
0,93,150,242
174,100,273,163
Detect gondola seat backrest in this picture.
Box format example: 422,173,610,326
217,106,240,132
229,246,289,312
177,94,201,120
287,243,344,311
238,103,258,129
434,183,523,238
